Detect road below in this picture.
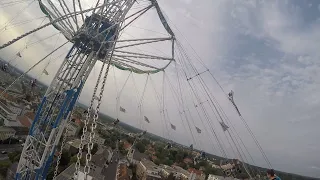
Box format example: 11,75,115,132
102,152,121,180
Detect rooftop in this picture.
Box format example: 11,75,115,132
159,164,175,172
9,126,29,135
56,163,105,180
117,163,130,180
133,149,149,160
188,168,203,176
140,159,161,173
0,100,13,114
0,89,16,102
209,175,239,180
0,126,16,132
68,121,79,128
25,111,35,120
172,165,190,176
90,148,111,167
17,116,32,128
67,139,87,148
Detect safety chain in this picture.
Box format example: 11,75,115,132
74,48,113,178
53,113,73,179
85,52,113,175
74,1,135,178
73,18,114,179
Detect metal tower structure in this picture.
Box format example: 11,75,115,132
15,1,139,179
12,0,176,178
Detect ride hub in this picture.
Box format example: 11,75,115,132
73,14,118,59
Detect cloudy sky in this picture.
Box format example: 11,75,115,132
1,0,320,178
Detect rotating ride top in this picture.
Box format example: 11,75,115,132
11,0,175,179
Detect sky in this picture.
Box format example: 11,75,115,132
1,0,320,178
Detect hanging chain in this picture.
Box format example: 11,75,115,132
73,1,135,178
74,52,103,178
84,52,113,175
53,113,73,179
74,48,115,178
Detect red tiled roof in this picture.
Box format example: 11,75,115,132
0,90,15,102
188,168,203,176
17,116,32,128
25,112,35,120
117,164,130,180
184,158,193,164
123,142,132,150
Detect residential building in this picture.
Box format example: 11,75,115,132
136,159,162,180
128,148,149,165
83,132,105,146
0,89,16,102
207,175,239,180
127,148,135,164
0,126,16,140
6,162,18,180
6,101,24,115
4,88,24,98
159,164,176,179
17,115,32,128
100,146,113,166
123,141,132,150
188,168,205,180
0,101,19,126
10,126,29,139
24,111,35,121
65,139,88,155
171,165,190,180
183,157,193,164
65,121,80,137
56,163,105,180
89,148,112,176
117,162,130,180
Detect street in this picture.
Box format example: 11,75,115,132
101,151,121,180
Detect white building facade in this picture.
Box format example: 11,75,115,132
0,127,16,140
0,101,20,126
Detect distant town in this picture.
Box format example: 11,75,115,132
0,60,317,180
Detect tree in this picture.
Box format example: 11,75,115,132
69,155,85,166
236,173,249,179
179,162,187,170
135,142,146,153
92,143,99,155
0,160,11,177
165,159,174,166
141,139,150,146
60,150,71,166
127,136,135,144
153,159,160,165
8,151,21,163
175,152,184,163
170,150,177,158
46,166,55,180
